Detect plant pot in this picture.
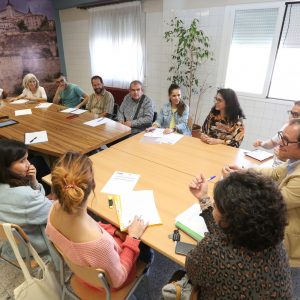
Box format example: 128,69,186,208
192,124,201,138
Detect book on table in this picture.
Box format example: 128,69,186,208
175,203,208,241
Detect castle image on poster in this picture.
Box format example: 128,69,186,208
0,0,61,98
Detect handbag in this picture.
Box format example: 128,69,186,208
3,223,61,300
162,270,193,300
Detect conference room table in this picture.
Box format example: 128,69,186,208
0,100,131,157
43,134,273,266
111,132,271,177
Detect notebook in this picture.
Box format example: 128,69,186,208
245,149,273,161
175,203,208,241
114,190,162,231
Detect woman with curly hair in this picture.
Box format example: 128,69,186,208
9,73,47,102
186,171,292,299
201,88,245,147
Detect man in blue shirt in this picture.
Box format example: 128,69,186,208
53,73,89,108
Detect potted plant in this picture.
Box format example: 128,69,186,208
164,17,214,137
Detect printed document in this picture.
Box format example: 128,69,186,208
245,149,273,161
101,171,140,195
35,102,52,109
15,109,32,116
84,117,108,127
11,99,29,104
60,108,87,114
25,131,48,144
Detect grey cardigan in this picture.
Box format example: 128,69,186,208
0,183,52,259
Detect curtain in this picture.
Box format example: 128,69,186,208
88,1,144,88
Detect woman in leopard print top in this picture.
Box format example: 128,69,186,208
186,171,293,299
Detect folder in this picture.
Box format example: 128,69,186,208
175,203,208,241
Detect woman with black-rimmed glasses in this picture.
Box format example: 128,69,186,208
201,88,245,148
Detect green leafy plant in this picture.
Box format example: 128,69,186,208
164,17,214,125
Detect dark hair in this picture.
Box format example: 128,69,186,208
168,83,186,117
211,88,245,124
289,118,300,144
51,152,94,214
0,139,29,187
91,75,103,84
213,171,287,251
55,72,65,79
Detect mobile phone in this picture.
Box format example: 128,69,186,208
0,119,18,128
175,241,196,256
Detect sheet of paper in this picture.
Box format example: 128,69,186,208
15,109,32,116
245,149,273,161
144,128,165,138
117,190,162,230
11,99,29,104
160,133,183,144
84,117,108,127
25,131,48,144
35,102,52,109
60,108,87,114
101,171,140,195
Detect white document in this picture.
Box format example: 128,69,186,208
245,149,273,161
84,117,108,127
60,108,87,114
25,131,48,144
117,190,162,230
144,128,165,138
161,133,183,144
11,99,29,104
15,109,32,116
101,171,140,195
35,102,52,109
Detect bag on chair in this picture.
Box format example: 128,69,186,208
3,223,61,300
162,270,193,300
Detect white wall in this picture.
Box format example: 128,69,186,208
59,0,294,149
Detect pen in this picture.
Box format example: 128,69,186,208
97,117,104,122
69,108,78,113
0,115,8,119
207,175,216,181
29,137,37,143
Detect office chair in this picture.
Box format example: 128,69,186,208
51,242,152,300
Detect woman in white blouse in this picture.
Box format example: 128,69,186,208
10,73,47,102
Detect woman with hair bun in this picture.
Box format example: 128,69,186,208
45,152,148,292
9,73,47,102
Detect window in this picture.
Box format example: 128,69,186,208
88,1,144,88
224,2,300,101
268,3,300,100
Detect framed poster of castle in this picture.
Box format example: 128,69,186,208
0,0,61,99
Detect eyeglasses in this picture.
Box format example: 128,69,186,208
278,131,300,147
214,96,223,102
287,110,300,118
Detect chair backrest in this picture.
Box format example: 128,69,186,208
54,244,111,290
153,111,157,123
0,222,29,245
188,115,193,131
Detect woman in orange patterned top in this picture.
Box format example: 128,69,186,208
201,88,245,148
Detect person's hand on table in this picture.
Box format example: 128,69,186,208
124,121,132,127
222,164,243,178
128,216,148,239
145,126,156,132
163,128,175,134
253,139,262,147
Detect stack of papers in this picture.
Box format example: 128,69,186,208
115,190,162,231
143,128,183,145
84,117,108,127
245,149,273,161
175,203,208,241
25,131,48,144
15,109,32,116
60,108,87,114
35,103,52,109
11,99,29,104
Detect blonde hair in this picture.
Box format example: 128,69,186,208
22,73,40,89
51,152,94,214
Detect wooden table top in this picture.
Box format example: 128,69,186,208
43,148,212,266
111,132,268,177
0,101,131,157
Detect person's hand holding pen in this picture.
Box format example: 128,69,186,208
128,216,148,240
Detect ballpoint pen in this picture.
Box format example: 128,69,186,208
29,136,37,143
207,175,216,181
